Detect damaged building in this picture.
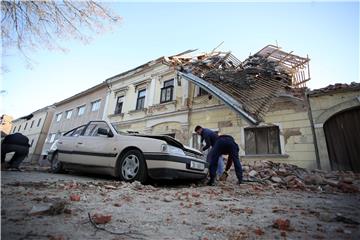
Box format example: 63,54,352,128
104,45,327,170
14,44,357,172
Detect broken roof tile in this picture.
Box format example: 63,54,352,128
308,82,360,96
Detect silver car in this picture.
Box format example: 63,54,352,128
49,121,207,183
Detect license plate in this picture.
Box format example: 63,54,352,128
190,161,205,170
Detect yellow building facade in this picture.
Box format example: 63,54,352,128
105,60,318,169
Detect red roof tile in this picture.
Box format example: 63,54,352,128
309,82,360,96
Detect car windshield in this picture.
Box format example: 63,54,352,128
111,123,128,135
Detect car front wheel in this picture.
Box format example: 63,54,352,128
51,152,63,173
118,150,147,183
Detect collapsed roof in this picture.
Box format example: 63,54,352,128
164,45,310,125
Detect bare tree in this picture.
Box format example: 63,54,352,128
1,0,121,57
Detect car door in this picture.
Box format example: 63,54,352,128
57,125,86,163
73,121,118,167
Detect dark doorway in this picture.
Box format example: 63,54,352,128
324,106,360,172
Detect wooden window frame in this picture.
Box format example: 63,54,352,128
160,79,174,103
136,89,146,110
114,96,124,114
245,126,281,155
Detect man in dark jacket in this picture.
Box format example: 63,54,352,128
1,133,30,170
195,126,224,176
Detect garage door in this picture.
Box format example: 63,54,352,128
324,106,360,172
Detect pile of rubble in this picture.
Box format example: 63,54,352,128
241,160,359,193
166,47,306,122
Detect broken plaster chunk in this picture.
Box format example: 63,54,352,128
270,176,283,183
323,179,339,187
304,174,324,185
29,204,52,216
248,170,258,177
132,181,143,190
29,199,67,216
163,196,173,202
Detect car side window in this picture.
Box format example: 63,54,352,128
72,126,86,137
64,129,75,137
63,125,85,137
84,124,98,136
84,122,110,137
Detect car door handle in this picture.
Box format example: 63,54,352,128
77,142,83,145
58,141,63,144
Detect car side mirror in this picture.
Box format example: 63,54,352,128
97,128,114,137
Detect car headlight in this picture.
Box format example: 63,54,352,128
161,144,186,156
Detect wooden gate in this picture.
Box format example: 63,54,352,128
324,106,360,172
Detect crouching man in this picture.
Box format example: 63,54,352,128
207,135,243,186
1,133,30,171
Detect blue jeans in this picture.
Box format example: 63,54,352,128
217,156,224,176
205,150,224,176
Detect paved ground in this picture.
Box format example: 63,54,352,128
1,168,360,240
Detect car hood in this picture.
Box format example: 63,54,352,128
130,134,202,156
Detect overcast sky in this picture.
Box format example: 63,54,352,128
1,1,359,119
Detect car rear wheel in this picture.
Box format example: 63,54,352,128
119,150,147,183
51,152,63,173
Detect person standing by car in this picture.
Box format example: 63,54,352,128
206,134,243,186
1,132,30,171
194,126,224,177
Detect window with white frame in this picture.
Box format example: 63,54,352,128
114,96,124,114
30,120,34,128
91,100,101,112
77,105,86,116
55,113,62,122
136,89,146,110
160,79,174,103
244,126,281,155
49,133,56,143
65,110,73,119
192,133,201,150
37,118,41,127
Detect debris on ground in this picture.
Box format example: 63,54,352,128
272,218,291,231
69,194,81,201
2,167,360,239
28,198,67,216
240,160,359,193
91,213,112,224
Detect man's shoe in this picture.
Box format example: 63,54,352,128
207,179,216,186
8,167,23,172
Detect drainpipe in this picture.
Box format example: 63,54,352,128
102,81,112,121
306,91,321,169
